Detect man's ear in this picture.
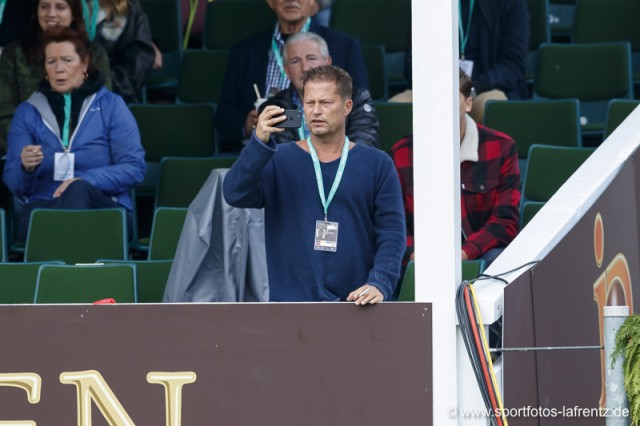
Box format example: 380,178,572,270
309,0,319,15
464,96,473,113
327,55,333,65
344,98,353,116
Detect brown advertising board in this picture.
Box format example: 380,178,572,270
504,153,640,425
0,303,432,425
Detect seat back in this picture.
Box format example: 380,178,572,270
0,208,6,262
34,264,137,304
484,99,581,160
549,0,576,41
398,260,487,302
372,101,413,155
572,0,640,83
604,99,640,139
525,0,551,85
204,0,274,50
362,44,388,101
461,259,487,282
330,0,410,53
156,156,237,208
25,209,128,264
330,0,410,91
130,103,216,162
177,49,229,105
99,260,173,303
397,260,415,302
522,144,595,204
572,0,640,49
520,201,545,228
140,0,182,91
534,42,633,135
148,208,188,260
0,261,63,304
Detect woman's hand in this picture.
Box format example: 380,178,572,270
21,145,44,172
53,178,81,198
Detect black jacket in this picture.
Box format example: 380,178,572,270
461,0,529,99
94,0,155,103
259,85,379,148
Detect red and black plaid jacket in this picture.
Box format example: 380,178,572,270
391,124,521,261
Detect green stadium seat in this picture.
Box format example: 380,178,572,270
24,209,128,264
34,264,137,304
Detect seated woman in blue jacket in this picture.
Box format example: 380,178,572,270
3,27,146,241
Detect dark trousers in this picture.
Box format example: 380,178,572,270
17,180,132,241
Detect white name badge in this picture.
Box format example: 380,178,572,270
460,59,474,78
314,220,339,252
54,152,75,181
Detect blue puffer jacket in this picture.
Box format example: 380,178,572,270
3,86,145,211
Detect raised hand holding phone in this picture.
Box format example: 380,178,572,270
255,106,287,143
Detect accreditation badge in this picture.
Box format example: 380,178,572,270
314,220,339,252
460,59,474,78
54,152,75,181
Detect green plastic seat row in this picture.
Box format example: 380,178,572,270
398,260,487,302
0,261,172,304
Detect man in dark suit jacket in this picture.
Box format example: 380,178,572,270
215,0,369,152
460,0,529,122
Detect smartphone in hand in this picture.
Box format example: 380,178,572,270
275,110,302,129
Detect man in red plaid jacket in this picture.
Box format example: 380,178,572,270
391,69,520,266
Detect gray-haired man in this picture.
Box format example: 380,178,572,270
259,32,379,148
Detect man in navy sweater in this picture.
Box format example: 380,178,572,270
223,65,405,304
215,0,369,152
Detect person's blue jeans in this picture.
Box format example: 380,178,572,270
480,247,505,267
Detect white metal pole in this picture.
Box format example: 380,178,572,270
412,0,460,424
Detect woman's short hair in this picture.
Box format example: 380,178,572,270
42,27,95,74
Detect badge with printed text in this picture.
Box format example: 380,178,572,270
54,152,75,181
314,220,339,252
460,59,474,78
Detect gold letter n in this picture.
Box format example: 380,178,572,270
60,370,135,426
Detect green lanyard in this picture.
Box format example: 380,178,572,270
271,17,311,81
292,90,308,140
307,136,349,222
62,94,71,149
458,0,475,59
81,0,100,41
0,0,6,26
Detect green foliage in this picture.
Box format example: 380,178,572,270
613,314,640,425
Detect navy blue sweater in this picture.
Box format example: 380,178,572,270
223,135,405,301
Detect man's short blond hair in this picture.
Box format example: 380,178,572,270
302,65,352,100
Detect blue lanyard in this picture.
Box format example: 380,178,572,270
81,0,100,41
458,0,475,58
0,0,6,26
62,94,71,149
271,17,311,82
307,136,349,221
